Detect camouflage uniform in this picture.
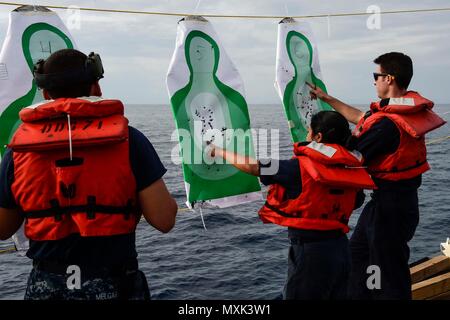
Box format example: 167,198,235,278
24,262,150,300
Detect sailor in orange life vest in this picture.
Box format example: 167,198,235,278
0,49,178,300
210,111,376,300
308,52,446,300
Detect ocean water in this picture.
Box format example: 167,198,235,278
0,103,449,300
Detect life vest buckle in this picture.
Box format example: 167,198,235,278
50,199,63,222
87,196,96,220
339,216,349,225
124,200,133,221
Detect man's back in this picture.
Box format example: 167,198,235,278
0,48,177,300
1,126,166,267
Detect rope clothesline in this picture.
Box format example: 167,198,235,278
426,135,450,146
0,246,16,254
0,1,449,19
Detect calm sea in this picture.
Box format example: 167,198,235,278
0,103,448,299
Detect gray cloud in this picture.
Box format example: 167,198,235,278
0,0,449,104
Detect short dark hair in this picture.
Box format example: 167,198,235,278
310,111,354,149
373,52,413,89
42,49,94,98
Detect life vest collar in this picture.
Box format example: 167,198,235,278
20,96,124,122
9,97,128,152
294,141,363,167
361,91,445,139
370,91,434,114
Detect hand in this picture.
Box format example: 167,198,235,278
306,82,329,101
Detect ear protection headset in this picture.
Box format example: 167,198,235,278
33,52,104,90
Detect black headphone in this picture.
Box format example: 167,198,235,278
33,52,104,90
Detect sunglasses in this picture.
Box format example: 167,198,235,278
373,72,394,81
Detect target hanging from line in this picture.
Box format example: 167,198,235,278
167,16,261,210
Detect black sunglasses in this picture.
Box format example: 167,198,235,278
373,72,390,81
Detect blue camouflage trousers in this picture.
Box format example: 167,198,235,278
24,266,151,300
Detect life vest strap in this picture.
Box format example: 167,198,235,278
264,201,302,218
369,160,427,174
23,198,135,220
264,201,350,226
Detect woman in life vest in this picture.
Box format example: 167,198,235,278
210,110,375,299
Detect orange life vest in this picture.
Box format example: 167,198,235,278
354,91,446,181
259,142,376,233
9,97,139,241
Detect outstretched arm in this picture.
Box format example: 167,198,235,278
211,145,260,177
307,82,365,125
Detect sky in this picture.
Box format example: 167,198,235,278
0,0,449,105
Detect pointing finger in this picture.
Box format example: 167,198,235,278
305,81,316,90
